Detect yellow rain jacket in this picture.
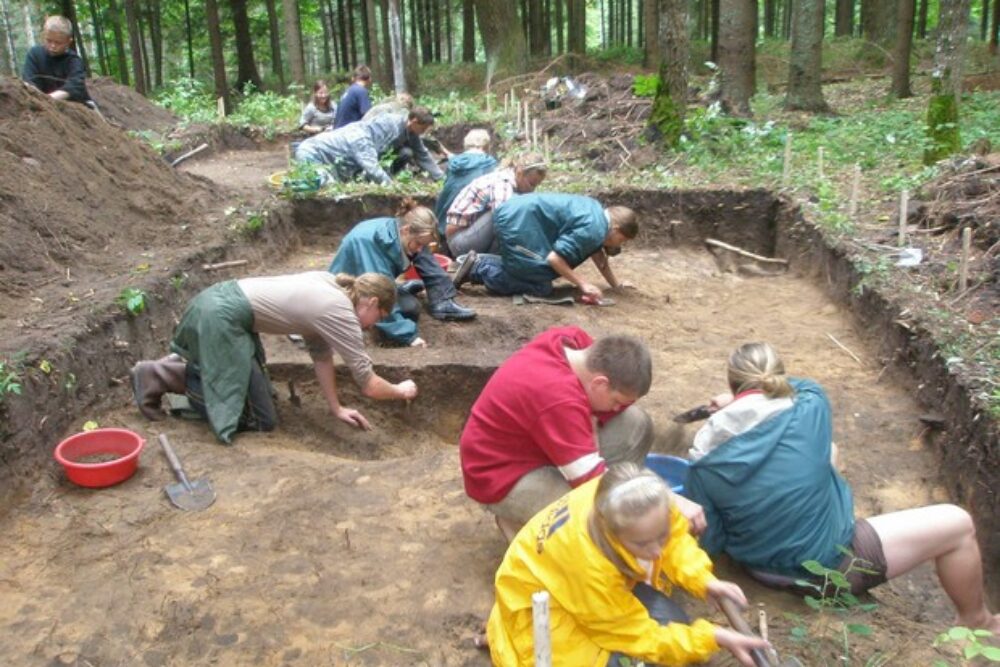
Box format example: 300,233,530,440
488,478,720,667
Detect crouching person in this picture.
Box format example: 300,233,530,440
488,463,770,666
130,271,417,443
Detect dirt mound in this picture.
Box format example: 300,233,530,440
918,152,1000,251
88,76,178,133
0,78,217,342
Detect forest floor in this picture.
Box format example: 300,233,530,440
0,69,997,666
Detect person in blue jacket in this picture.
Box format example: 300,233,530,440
21,15,91,105
453,193,637,301
685,342,1000,633
334,65,372,128
329,199,475,347
433,129,497,250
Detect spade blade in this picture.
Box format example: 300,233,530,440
165,477,216,511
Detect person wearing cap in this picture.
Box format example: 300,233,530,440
334,64,373,129
294,107,443,185
444,154,547,258
21,15,92,105
433,129,498,251
453,193,636,302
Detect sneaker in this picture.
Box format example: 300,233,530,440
429,298,476,321
452,250,478,288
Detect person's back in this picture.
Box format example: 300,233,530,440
334,65,373,128
328,217,404,278
21,16,90,104
434,152,498,235
685,378,855,576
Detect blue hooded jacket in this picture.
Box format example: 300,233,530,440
433,152,498,237
328,217,417,345
685,379,856,577
493,194,608,285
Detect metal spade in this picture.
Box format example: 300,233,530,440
157,433,216,511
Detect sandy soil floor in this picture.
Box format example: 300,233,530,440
0,148,972,667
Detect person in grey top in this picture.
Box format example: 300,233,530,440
294,106,444,185
298,80,337,134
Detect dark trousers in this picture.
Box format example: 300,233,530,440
607,583,690,667
471,253,554,297
410,247,457,304
185,360,278,435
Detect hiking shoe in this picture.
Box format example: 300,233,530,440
399,279,426,296
452,251,478,288
429,298,476,321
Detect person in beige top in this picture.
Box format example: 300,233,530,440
130,271,417,443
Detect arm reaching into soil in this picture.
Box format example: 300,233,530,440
589,248,623,290
547,250,602,299
313,354,372,430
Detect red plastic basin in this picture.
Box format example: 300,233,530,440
54,428,145,488
403,253,450,280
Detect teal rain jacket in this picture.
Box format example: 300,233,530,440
433,152,498,237
493,193,608,285
685,379,856,577
328,217,417,345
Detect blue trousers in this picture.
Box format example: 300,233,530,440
470,253,554,297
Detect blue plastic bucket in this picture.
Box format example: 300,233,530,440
645,454,690,494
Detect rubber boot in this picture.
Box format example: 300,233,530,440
130,355,187,421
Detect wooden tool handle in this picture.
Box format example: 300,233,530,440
158,433,190,487
718,597,773,667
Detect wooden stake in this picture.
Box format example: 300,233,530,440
504,92,509,116
782,132,793,186
202,259,249,271
486,92,492,114
826,333,863,366
898,189,909,247
817,146,824,180
543,131,550,161
523,101,530,141
848,163,861,220
217,96,225,119
532,119,539,149
516,99,522,132
170,142,209,168
532,591,552,667
705,238,790,265
959,226,972,292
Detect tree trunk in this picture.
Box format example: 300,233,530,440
0,0,15,77
433,0,443,61
86,0,109,75
528,0,545,55
889,0,915,97
183,0,195,78
283,0,305,85
347,0,358,66
834,0,854,35
924,0,971,164
137,7,151,88
205,0,228,109
408,0,418,55
107,0,129,84
644,0,659,66
981,0,989,40
334,0,349,69
916,0,928,37
710,0,720,63
718,0,755,115
360,0,372,64
462,0,475,60
388,0,405,91
649,0,689,147
554,0,564,53
786,0,829,111
123,0,145,94
861,0,896,48
320,3,333,71
475,0,527,73
445,0,452,61
366,0,382,76
416,0,430,63
991,0,999,53
764,0,777,37
148,0,163,88
264,0,283,90
230,0,263,91
782,0,792,37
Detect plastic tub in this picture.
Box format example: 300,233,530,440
645,453,691,494
54,428,145,488
403,253,450,280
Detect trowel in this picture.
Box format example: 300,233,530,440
719,597,804,667
157,433,216,511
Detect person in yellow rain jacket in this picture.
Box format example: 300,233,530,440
488,463,768,667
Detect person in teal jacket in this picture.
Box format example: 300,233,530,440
433,129,497,245
329,199,475,347
453,193,637,301
685,342,1000,633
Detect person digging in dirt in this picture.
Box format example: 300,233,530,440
486,462,770,666
298,80,336,135
443,153,547,258
452,193,635,302
684,342,1000,634
328,198,475,347
21,15,92,106
460,326,659,541
432,129,498,252
129,272,417,443
333,65,372,129
294,107,443,185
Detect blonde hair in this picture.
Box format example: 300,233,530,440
333,272,397,311
463,129,491,151
727,342,794,398
514,151,548,176
588,463,671,578
396,197,438,240
607,206,638,239
43,15,73,36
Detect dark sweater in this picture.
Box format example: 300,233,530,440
334,83,372,128
21,45,90,104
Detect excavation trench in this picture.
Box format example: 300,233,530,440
0,188,995,666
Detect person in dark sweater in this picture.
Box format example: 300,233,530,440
21,15,91,105
334,65,373,129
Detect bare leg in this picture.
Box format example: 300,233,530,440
867,505,1000,631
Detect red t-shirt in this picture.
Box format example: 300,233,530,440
460,326,622,504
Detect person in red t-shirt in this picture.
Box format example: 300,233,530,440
460,326,654,540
